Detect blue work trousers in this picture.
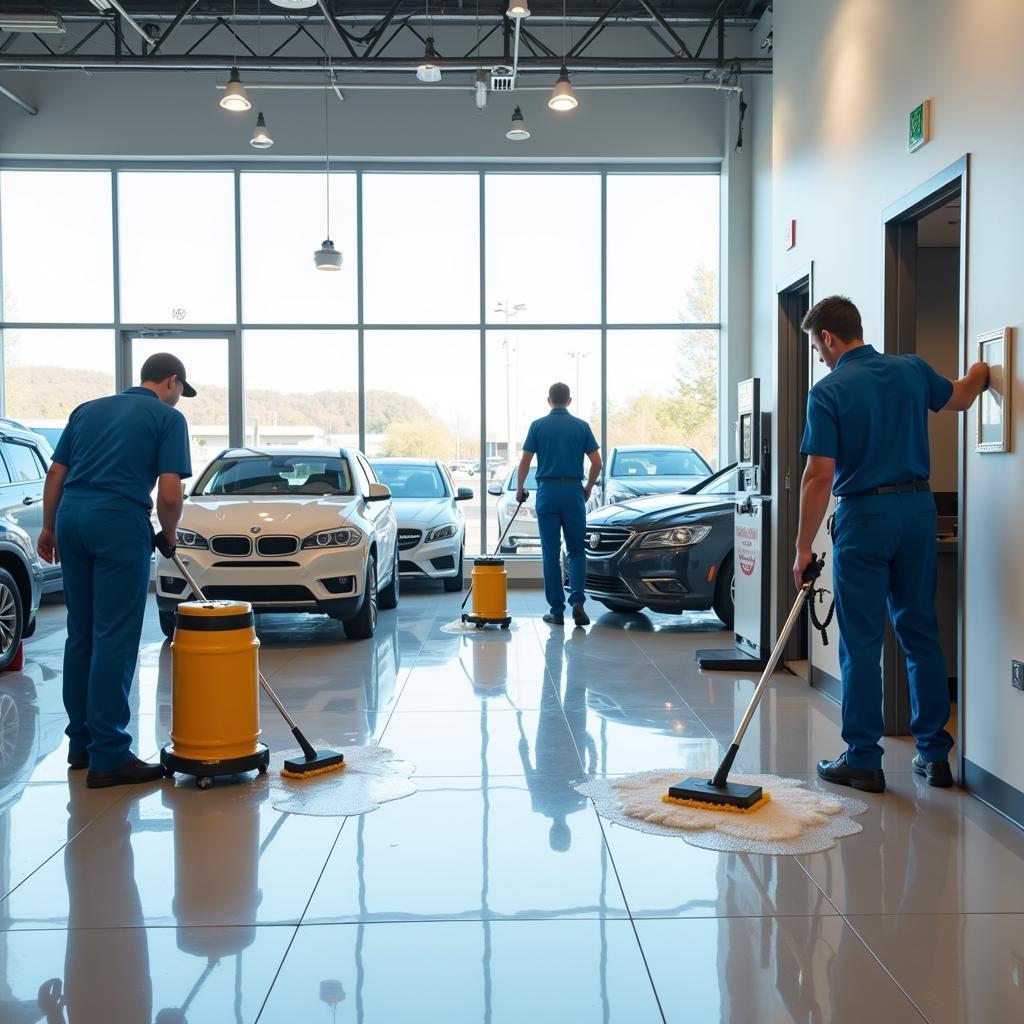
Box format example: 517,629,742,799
832,490,953,770
536,481,587,615
57,500,152,772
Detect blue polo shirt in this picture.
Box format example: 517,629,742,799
52,387,193,511
800,345,953,496
522,408,599,480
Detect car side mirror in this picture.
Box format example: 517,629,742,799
456,487,474,501
486,483,503,497
366,482,391,502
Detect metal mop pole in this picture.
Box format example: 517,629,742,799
461,495,527,612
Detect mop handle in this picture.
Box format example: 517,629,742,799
157,535,302,732
460,495,527,611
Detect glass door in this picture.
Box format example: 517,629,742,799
121,331,237,476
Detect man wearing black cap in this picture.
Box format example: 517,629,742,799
38,353,195,788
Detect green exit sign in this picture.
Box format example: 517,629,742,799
909,100,931,152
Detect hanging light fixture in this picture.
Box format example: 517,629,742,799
417,37,442,83
314,34,342,271
250,112,274,149
506,0,530,18
506,106,530,141
220,67,252,112
548,66,577,112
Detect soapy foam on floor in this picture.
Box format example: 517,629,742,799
441,619,519,635
577,770,867,855
265,744,416,817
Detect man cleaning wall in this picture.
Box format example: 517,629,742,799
38,353,194,788
517,382,602,627
793,296,988,793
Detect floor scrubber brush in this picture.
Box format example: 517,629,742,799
665,554,827,812
159,536,346,779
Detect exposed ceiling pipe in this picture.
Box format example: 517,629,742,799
218,79,743,91
0,81,37,115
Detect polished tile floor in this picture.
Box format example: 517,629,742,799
1,588,1022,1022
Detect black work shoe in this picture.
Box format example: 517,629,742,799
816,752,886,793
572,603,591,627
542,612,564,625
912,754,953,788
87,755,165,790
67,752,88,770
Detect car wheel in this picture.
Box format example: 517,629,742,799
713,554,735,629
379,547,400,610
159,610,177,640
598,600,642,614
0,569,24,671
443,547,465,592
343,556,378,640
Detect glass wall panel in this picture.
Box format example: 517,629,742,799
2,330,115,439
240,173,358,324
484,330,601,552
606,174,719,324
362,174,479,324
363,331,482,553
1,171,114,323
118,172,236,325
607,329,720,490
242,330,359,447
485,174,601,324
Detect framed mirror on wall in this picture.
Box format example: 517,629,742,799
976,327,1012,453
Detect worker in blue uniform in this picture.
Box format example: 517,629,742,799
39,353,194,789
794,296,988,793
517,382,603,627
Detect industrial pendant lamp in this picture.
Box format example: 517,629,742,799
417,37,442,83
506,0,530,18
220,67,252,112
506,106,530,141
314,53,342,271
548,0,577,112
250,112,274,148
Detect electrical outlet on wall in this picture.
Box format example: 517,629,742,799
1013,660,1024,692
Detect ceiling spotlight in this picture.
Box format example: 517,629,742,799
269,0,317,7
506,0,531,17
314,240,343,271
250,112,274,149
416,38,442,83
220,67,252,112
548,65,578,112
506,106,530,141
0,12,66,32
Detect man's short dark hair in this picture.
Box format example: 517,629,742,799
800,295,863,344
549,382,571,405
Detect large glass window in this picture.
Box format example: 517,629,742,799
242,330,358,447
1,171,114,324
240,173,358,324
485,174,601,324
362,174,479,324
2,329,115,428
606,174,719,324
118,172,236,325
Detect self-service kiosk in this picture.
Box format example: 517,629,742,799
697,378,772,671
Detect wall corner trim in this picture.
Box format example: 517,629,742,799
964,758,1024,832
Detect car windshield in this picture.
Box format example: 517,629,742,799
193,455,353,496
691,465,739,495
372,463,447,498
612,450,709,477
505,467,539,490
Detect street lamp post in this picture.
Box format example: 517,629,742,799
494,299,526,472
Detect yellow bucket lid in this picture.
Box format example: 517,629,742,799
177,599,252,618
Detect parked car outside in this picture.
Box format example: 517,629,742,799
0,418,62,597
155,448,398,641
0,519,42,662
601,445,712,505
489,466,602,554
577,463,739,625
370,457,473,592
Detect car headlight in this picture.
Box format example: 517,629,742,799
425,524,457,543
176,529,209,550
301,528,363,549
639,525,712,548
517,505,535,519
607,491,632,505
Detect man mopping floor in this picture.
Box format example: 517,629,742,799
793,296,988,793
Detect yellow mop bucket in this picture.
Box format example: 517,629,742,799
160,599,270,788
462,557,511,629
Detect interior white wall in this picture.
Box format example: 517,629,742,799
764,0,1024,793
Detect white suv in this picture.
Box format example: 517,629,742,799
155,448,398,641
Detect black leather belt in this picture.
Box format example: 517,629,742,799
838,480,930,501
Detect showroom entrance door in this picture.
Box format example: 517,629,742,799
119,330,241,471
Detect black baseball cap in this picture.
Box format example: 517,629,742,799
139,352,197,398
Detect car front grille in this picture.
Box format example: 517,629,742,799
398,529,422,550
201,585,315,604
210,535,252,557
584,573,631,595
256,535,299,556
585,526,633,556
